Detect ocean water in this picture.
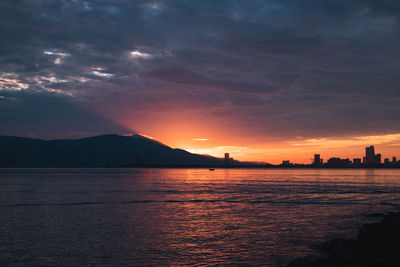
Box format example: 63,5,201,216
1,168,400,266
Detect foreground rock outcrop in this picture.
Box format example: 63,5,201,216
287,212,400,267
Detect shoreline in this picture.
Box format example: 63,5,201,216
287,212,400,267
1,166,400,169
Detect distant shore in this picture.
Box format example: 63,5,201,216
1,165,400,169
287,212,400,267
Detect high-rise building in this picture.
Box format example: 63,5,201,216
365,146,375,164
364,146,382,165
314,154,321,166
375,153,381,164
384,158,390,164
224,153,230,166
393,157,397,164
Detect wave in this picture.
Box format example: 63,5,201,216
3,199,389,207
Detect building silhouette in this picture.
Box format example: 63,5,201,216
285,145,399,168
282,160,292,167
313,154,323,166
314,154,320,164
376,153,382,164
365,146,381,165
327,157,350,167
365,146,375,164
224,153,233,166
353,158,362,166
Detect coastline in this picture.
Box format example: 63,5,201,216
1,165,400,169
287,212,400,267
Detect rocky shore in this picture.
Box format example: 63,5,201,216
287,212,400,267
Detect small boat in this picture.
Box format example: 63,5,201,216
209,168,215,171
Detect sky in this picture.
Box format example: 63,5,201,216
1,0,400,164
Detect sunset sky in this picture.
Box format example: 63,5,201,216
1,0,400,164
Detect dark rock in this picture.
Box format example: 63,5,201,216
319,238,352,254
287,255,324,267
287,212,400,267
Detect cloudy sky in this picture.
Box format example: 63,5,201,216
1,0,400,163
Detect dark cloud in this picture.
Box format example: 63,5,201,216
1,0,400,139
145,67,280,95
0,91,129,138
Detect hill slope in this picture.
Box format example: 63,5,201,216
0,134,226,167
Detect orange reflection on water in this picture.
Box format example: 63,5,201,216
3,168,400,266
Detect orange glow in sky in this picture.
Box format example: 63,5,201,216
110,111,400,164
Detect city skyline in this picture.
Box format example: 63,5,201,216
281,145,400,167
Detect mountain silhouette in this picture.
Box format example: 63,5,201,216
0,134,229,167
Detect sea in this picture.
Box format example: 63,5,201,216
1,168,400,266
